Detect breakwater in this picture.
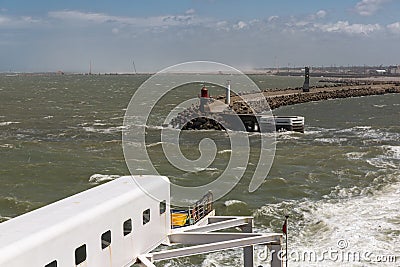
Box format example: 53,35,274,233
227,81,400,111
171,80,400,130
266,85,400,110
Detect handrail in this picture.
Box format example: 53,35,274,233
171,191,213,228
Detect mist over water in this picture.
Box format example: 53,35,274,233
0,74,398,266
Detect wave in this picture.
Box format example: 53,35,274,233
367,145,400,169
217,149,232,154
345,151,368,160
83,125,127,134
93,122,107,126
88,174,121,183
236,143,400,266
252,178,400,266
0,121,20,126
193,167,220,172
383,145,400,160
335,126,400,144
315,137,348,144
274,131,302,140
146,125,164,130
224,199,246,207
373,104,387,108
146,141,164,148
0,144,14,149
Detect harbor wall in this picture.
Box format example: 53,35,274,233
266,86,400,110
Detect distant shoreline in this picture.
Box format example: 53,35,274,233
2,71,400,81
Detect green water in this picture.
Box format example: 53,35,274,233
0,74,399,266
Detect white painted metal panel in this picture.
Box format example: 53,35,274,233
0,175,170,267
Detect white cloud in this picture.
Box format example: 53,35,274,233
48,10,200,28
0,14,41,27
233,21,247,30
0,15,10,25
214,20,229,31
301,10,328,22
316,10,327,19
387,22,400,33
355,0,390,16
48,10,112,23
185,9,195,15
1,7,399,73
21,16,41,23
314,21,381,35
267,16,279,22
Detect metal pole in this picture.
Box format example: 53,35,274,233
226,80,231,105
285,215,288,267
241,218,254,267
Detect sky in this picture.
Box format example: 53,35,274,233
0,0,400,73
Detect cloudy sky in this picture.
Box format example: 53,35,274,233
1,0,399,73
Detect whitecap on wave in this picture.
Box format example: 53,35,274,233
315,137,347,144
193,167,220,172
217,149,232,154
0,144,14,148
367,145,400,169
88,174,120,183
383,145,400,160
83,125,127,134
252,171,400,266
345,151,368,160
0,121,20,126
223,199,246,207
146,141,164,148
373,104,387,108
277,131,301,140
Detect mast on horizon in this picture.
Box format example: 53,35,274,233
132,59,137,74
89,60,92,75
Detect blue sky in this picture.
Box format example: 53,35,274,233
1,0,400,72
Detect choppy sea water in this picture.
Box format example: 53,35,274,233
0,74,399,266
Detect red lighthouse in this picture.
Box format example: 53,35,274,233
199,85,210,113
200,85,209,98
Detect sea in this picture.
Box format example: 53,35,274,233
0,74,399,266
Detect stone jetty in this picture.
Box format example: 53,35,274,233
227,79,400,111
265,84,400,110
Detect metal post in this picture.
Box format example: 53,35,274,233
241,218,254,267
284,215,288,267
302,67,310,92
268,244,282,267
226,80,231,105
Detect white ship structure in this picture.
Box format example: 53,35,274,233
0,175,283,267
